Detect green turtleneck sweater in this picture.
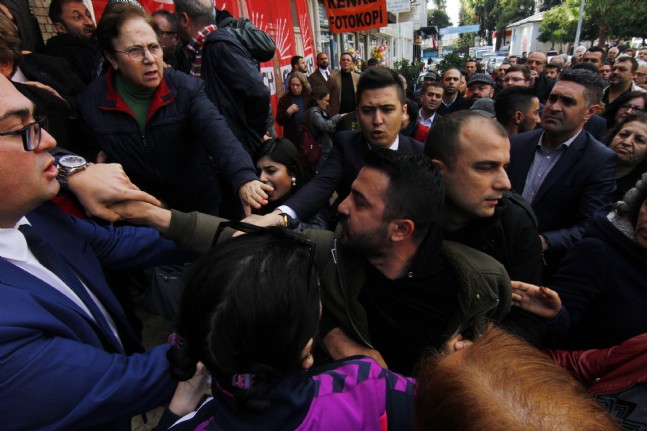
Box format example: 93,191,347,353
115,73,156,134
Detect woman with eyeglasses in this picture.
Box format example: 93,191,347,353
602,91,647,130
75,3,269,215
154,231,415,431
605,113,647,200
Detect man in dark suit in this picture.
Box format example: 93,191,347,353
0,75,192,430
437,68,470,115
526,51,556,104
308,52,331,90
270,67,424,224
507,69,616,280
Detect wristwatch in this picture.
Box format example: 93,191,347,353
279,213,292,228
57,155,89,185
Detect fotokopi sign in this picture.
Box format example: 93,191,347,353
324,0,388,34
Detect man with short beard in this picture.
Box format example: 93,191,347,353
495,87,541,136
309,52,331,90
44,0,101,84
603,56,646,105
437,68,470,115
418,81,443,128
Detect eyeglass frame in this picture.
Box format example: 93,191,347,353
212,221,317,288
0,115,48,151
620,104,645,113
113,43,164,62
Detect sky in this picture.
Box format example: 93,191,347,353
429,0,461,28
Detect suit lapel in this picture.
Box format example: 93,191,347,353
510,131,541,193
533,132,587,203
27,203,139,351
0,258,94,319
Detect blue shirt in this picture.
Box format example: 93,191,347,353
522,130,582,203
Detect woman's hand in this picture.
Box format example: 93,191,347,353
287,104,299,115
511,281,562,319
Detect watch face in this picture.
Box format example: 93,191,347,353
60,155,87,169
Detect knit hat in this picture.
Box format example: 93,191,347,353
468,73,495,87
469,98,496,118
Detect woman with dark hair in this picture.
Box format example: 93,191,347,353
276,72,311,147
602,91,647,129
400,99,430,142
306,85,346,170
254,138,329,229
76,3,269,214
605,113,647,200
155,231,415,430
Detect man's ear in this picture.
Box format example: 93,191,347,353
401,101,408,122
53,22,67,34
178,11,190,31
584,103,600,120
431,159,447,176
390,219,415,242
514,110,524,125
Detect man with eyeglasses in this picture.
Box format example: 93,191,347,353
0,74,197,430
507,69,616,282
603,55,646,105
502,65,531,89
44,0,101,85
152,10,179,68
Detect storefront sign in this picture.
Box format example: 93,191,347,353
324,0,388,34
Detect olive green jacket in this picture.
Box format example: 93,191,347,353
165,210,512,348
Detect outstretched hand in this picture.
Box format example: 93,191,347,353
511,281,562,319
67,163,162,222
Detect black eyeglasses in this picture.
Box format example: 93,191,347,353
114,43,163,62
0,115,48,151
213,221,317,287
159,30,177,36
620,104,645,113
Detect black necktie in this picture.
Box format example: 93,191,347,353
19,224,123,352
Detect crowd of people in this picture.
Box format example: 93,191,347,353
1,0,646,428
